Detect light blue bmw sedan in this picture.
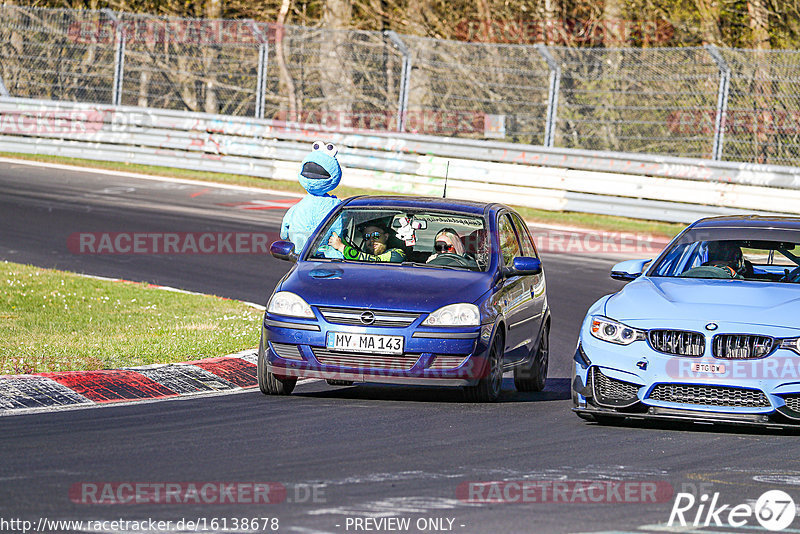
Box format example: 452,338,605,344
573,215,800,427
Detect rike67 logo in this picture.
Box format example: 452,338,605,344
669,490,797,531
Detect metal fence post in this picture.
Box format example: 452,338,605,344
386,31,411,133
248,21,269,119
0,72,9,97
103,9,125,106
535,44,560,148
705,45,731,161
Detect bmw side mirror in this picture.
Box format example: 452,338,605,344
504,257,542,277
270,240,298,263
610,259,651,281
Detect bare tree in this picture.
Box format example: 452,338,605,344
695,0,723,45
276,0,299,120
320,0,355,115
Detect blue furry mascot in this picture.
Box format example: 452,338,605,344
280,140,343,254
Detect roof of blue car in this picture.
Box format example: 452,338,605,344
341,195,499,215
692,215,800,230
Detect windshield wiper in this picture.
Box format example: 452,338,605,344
401,261,466,270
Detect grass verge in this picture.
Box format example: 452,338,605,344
0,261,262,374
0,151,684,239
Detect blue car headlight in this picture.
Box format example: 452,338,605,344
422,303,480,327
590,316,646,345
780,338,800,355
267,291,315,319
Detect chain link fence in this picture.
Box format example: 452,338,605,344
1,5,800,166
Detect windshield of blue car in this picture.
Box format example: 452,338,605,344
305,208,490,271
650,236,800,282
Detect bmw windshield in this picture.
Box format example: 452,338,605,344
649,227,800,282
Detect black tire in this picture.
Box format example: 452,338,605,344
514,324,548,392
326,379,354,386
257,339,297,395
464,332,504,402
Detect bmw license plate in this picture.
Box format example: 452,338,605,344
326,332,404,355
691,363,726,374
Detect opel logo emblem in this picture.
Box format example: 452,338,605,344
706,323,718,331
360,311,375,325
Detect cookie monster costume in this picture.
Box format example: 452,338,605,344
280,141,343,255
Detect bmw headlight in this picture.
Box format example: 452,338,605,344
267,291,314,319
780,337,800,355
422,303,480,327
590,316,646,345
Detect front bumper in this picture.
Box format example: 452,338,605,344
261,314,493,387
572,333,800,426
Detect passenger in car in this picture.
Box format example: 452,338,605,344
426,227,466,263
328,224,406,262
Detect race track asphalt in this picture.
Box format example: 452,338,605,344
1,160,799,534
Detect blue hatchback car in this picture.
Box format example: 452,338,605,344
573,216,800,427
259,196,550,402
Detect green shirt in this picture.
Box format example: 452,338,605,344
342,243,406,262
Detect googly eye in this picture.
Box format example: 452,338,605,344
312,140,337,157
323,142,338,157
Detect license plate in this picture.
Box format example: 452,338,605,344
326,332,404,355
691,363,726,374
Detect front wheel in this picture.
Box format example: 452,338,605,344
258,339,297,395
464,332,504,402
514,324,548,392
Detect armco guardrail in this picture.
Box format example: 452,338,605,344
1,96,800,224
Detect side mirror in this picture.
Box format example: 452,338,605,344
270,240,298,263
610,259,651,281
504,257,542,277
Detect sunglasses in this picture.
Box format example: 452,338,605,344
435,240,455,253
364,231,383,239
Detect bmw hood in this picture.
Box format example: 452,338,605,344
605,277,800,328
278,262,493,312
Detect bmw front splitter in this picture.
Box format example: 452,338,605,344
572,406,800,430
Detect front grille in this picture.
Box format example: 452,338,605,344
270,342,303,361
713,334,775,360
591,367,640,407
648,384,770,408
428,355,469,370
782,395,800,412
648,330,705,356
317,307,419,328
312,348,420,370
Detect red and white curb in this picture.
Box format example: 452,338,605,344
0,349,269,416
0,273,282,417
